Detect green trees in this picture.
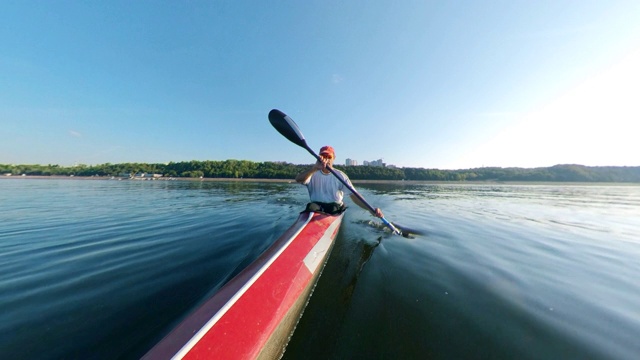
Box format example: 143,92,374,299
340,165,404,180
1,162,639,182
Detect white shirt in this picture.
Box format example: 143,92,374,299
303,169,353,204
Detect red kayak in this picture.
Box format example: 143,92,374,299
143,211,344,359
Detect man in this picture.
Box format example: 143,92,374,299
295,145,384,217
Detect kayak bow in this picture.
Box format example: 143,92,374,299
143,211,344,359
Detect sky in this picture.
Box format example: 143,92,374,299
2,1,639,170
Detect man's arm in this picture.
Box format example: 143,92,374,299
295,161,323,183
349,193,384,218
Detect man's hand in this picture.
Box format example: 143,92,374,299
373,208,384,218
315,158,331,171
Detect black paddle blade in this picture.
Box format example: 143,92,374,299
268,109,307,149
392,222,426,238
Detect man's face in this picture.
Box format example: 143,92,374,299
320,153,334,164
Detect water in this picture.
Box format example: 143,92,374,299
1,179,639,359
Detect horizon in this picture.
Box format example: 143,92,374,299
2,160,638,172
2,2,639,169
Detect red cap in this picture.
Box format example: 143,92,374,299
319,145,335,158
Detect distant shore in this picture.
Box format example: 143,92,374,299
0,175,470,184
1,175,293,183
0,175,383,184
2,175,638,186
4,162,639,183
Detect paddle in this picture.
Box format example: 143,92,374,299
268,108,416,238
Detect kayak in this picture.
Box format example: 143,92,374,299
143,211,344,359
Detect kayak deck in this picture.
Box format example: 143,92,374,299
143,211,344,359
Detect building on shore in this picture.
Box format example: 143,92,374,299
346,158,390,167
363,159,385,167
118,172,164,179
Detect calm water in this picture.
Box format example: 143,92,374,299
1,179,639,359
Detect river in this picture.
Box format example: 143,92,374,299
1,179,639,359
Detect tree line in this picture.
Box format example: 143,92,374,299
2,161,639,182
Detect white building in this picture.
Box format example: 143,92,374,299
345,158,358,166
363,159,385,167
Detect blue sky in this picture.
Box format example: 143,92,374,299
2,1,639,169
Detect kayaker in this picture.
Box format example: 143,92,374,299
295,145,384,217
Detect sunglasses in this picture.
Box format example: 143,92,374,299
320,154,334,159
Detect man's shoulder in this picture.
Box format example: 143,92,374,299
332,168,351,181
331,168,347,176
